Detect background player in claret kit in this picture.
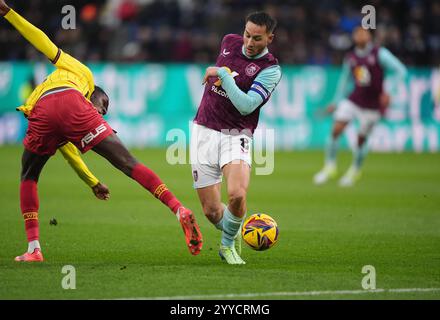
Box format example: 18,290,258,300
0,0,202,262
314,26,407,187
191,12,281,264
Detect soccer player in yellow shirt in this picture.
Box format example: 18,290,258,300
0,0,202,262
20,79,109,200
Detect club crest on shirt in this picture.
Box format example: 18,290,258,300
245,63,260,77
367,54,376,65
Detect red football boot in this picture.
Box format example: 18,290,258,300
177,207,203,255
14,249,44,262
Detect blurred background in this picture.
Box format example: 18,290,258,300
0,0,439,151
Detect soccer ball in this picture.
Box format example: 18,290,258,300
242,213,279,251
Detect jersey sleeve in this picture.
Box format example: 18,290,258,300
4,9,59,62
221,34,237,46
4,8,95,98
249,65,282,102
58,142,99,188
378,47,407,79
218,65,281,116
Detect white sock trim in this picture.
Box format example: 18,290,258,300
28,240,40,253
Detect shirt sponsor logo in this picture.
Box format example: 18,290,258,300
353,65,371,86
211,85,229,99
81,123,107,148
245,63,260,77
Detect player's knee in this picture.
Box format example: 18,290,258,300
332,127,343,139
202,202,224,221
21,164,43,182
21,171,38,182
228,188,247,207
119,156,138,176
358,135,367,146
332,122,347,138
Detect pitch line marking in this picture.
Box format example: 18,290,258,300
114,287,440,300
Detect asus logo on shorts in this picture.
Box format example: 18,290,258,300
81,124,107,148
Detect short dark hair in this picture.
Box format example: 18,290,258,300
92,85,107,98
246,12,277,34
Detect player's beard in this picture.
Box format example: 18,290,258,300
246,46,259,57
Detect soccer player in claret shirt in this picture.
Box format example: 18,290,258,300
314,26,407,187
0,0,202,262
191,12,282,264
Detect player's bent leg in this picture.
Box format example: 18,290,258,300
21,149,51,182
353,134,368,172
332,121,349,140
15,149,50,262
197,184,244,256
224,161,250,216
91,133,138,176
92,133,203,255
340,134,367,187
225,166,248,257
340,108,378,187
92,133,180,211
219,161,250,264
314,121,348,185
196,183,248,257
196,183,223,227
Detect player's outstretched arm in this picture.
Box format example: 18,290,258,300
1,0,59,62
58,143,110,200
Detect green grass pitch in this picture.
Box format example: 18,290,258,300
0,145,439,299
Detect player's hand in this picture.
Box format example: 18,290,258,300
315,104,336,118
202,66,219,85
379,92,390,109
325,104,336,114
92,182,110,200
379,92,391,117
0,0,10,16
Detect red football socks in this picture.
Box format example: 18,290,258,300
20,180,39,242
131,163,182,214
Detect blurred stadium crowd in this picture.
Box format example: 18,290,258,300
0,0,439,66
